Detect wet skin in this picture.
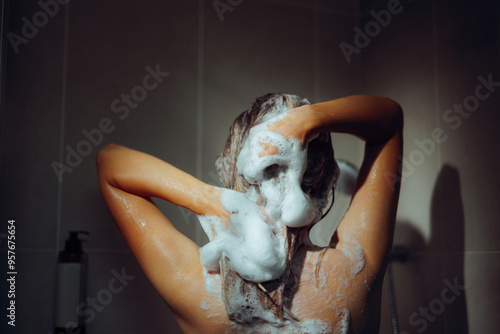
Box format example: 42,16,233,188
97,95,403,333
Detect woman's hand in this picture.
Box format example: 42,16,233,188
236,122,308,186
197,187,270,238
266,105,320,146
235,106,320,188
246,105,319,161
236,105,319,182
221,188,275,233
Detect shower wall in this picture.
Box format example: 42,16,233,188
0,1,360,333
1,0,498,333
359,0,500,333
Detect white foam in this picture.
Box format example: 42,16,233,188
202,266,221,296
334,310,350,334
228,318,333,334
341,241,366,276
289,243,365,334
198,110,323,283
236,117,320,228
198,268,225,324
198,188,287,283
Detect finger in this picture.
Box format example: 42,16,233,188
258,141,279,157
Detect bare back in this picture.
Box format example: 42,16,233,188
97,95,403,334
171,243,384,334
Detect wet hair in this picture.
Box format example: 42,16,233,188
215,93,339,326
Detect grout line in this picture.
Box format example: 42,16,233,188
195,0,205,246
0,0,6,98
431,2,441,180
196,0,204,181
2,248,132,254
312,0,320,102
397,250,500,256
55,3,71,258
463,251,500,255
5,248,499,255
431,9,446,330
357,2,364,93
255,0,358,17
83,248,132,254
0,0,8,163
432,2,442,180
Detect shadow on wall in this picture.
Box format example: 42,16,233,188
392,164,468,334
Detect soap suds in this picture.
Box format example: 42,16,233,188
334,310,350,334
199,267,224,322
228,318,332,334
196,99,367,332
199,110,323,283
341,241,366,276
290,238,366,334
202,266,222,296
237,115,322,228
198,188,287,283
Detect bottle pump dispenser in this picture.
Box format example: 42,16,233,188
54,231,88,334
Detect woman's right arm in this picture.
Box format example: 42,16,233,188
96,144,229,317
97,143,229,219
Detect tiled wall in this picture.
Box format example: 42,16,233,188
359,0,500,333
0,0,498,333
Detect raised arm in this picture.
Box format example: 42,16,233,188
96,144,229,316
270,95,403,276
97,144,229,218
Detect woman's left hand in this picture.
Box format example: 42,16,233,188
266,105,319,147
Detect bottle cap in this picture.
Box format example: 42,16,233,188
59,231,89,263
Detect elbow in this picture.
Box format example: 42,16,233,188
384,97,403,133
96,144,120,168
96,143,122,183
393,102,404,132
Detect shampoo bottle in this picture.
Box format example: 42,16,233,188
54,231,88,334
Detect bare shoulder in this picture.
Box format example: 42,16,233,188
287,245,384,333
165,263,230,334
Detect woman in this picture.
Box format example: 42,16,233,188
97,93,403,333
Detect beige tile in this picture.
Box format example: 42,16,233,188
4,252,182,333
7,250,181,333
84,252,182,333
319,0,360,14
435,0,500,252
60,0,199,249
441,253,469,334
463,253,500,334
361,0,441,250
2,250,56,333
1,0,66,248
388,253,446,334
202,1,315,181
317,11,362,100
432,165,466,253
